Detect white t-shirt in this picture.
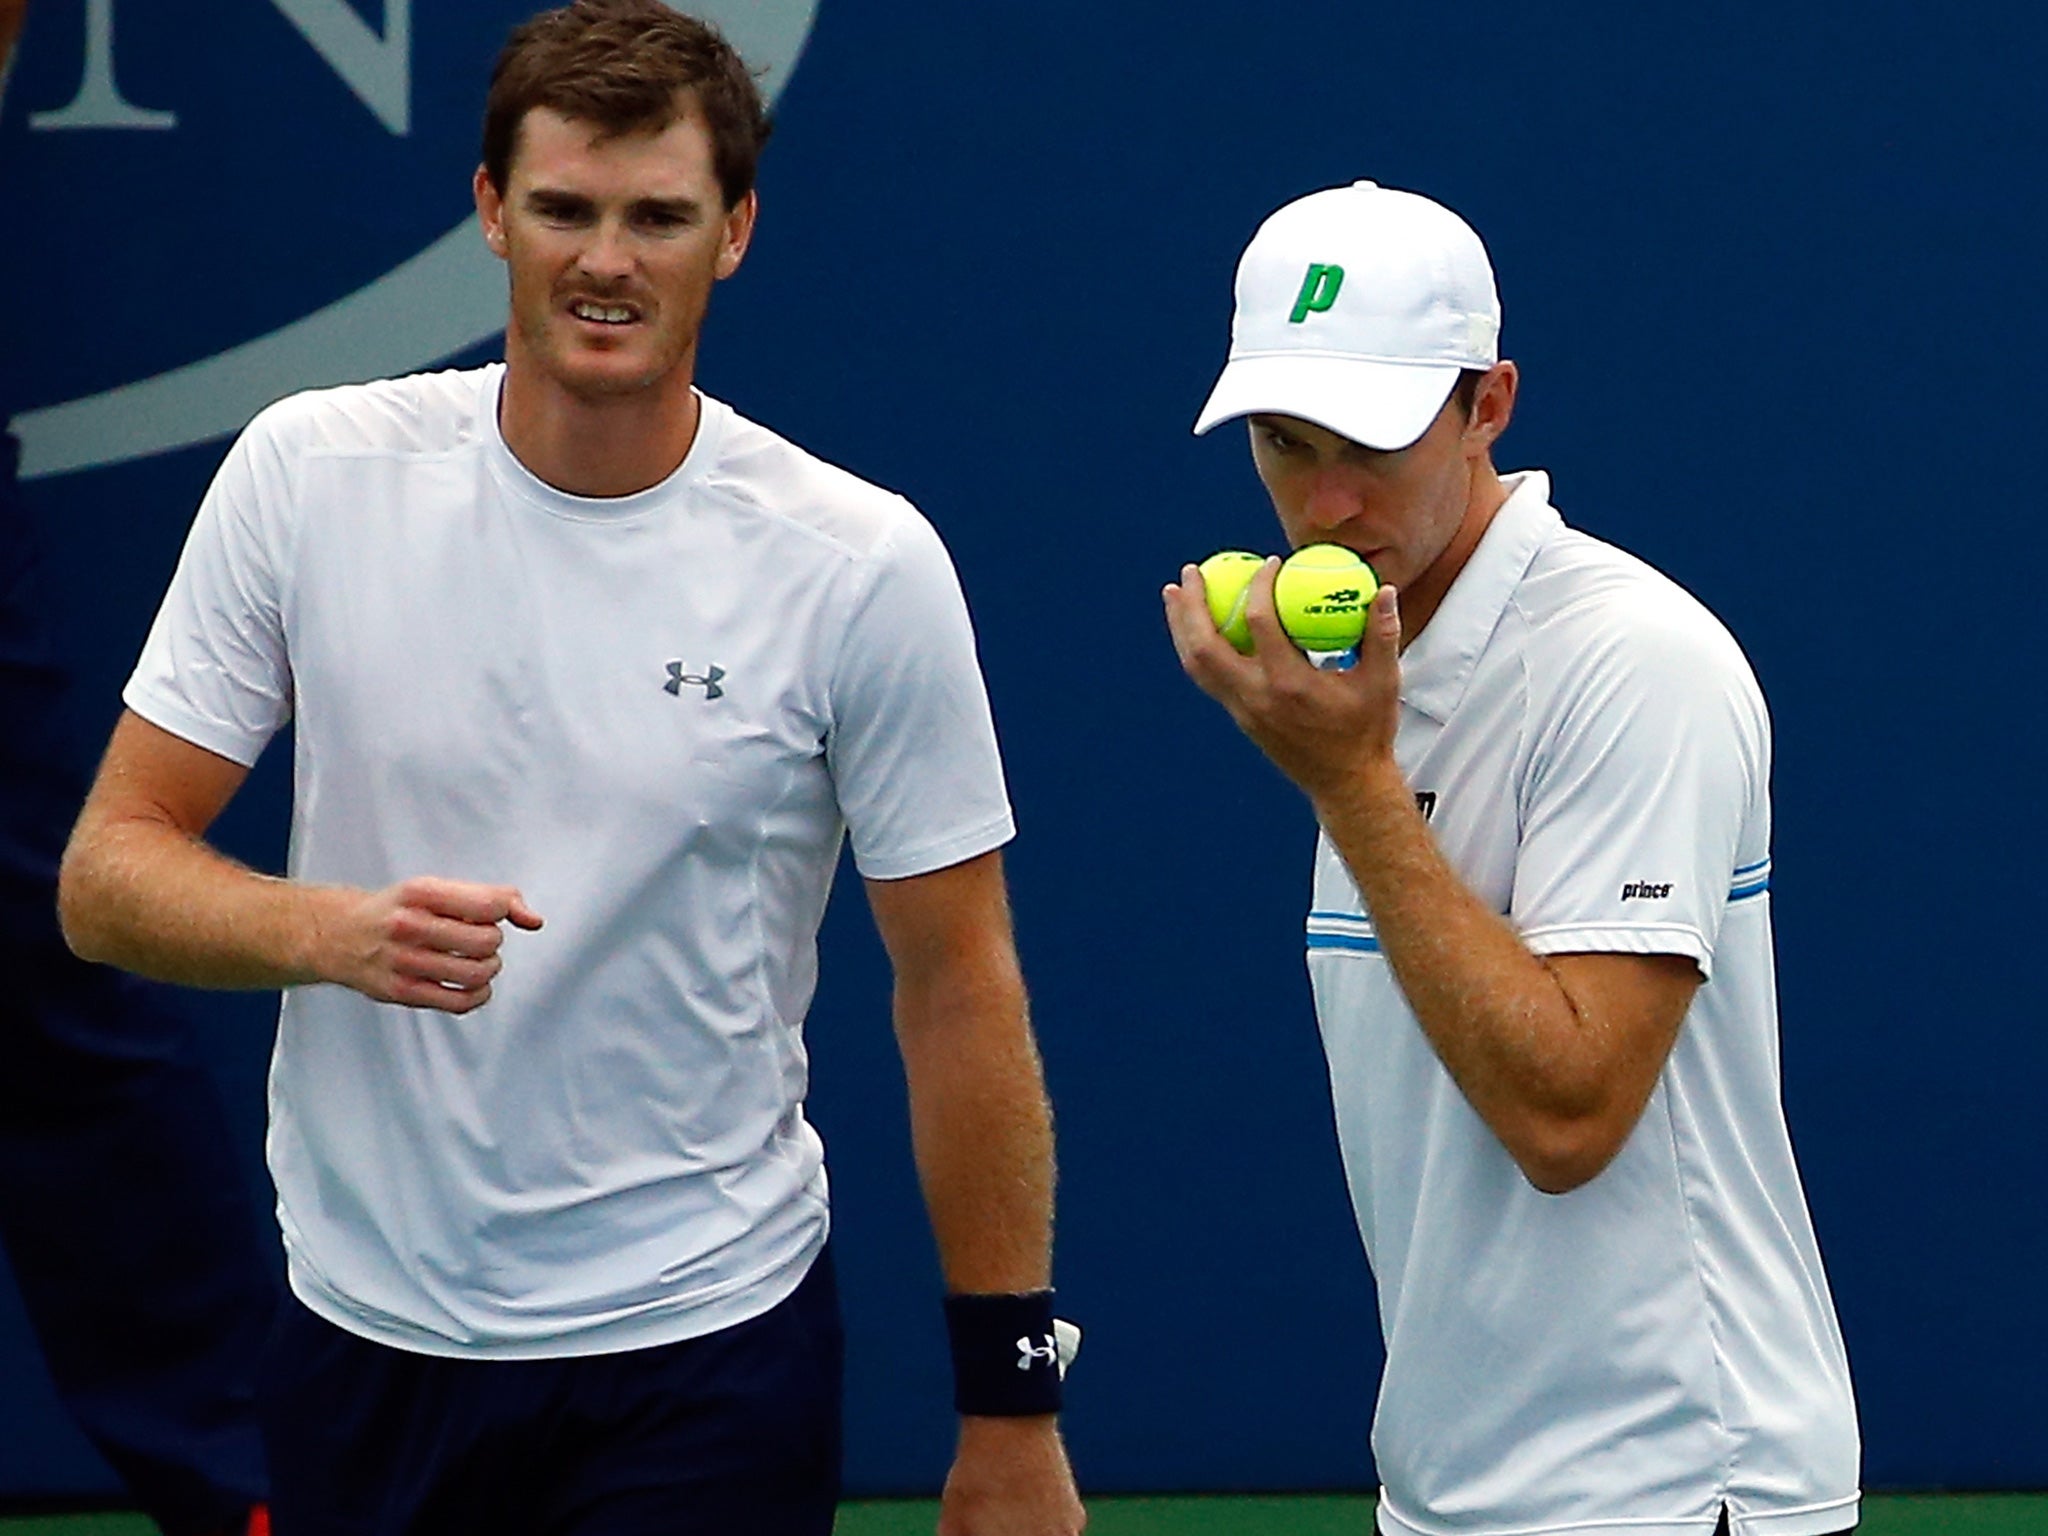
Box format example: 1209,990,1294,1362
1307,474,1858,1536
126,365,1015,1358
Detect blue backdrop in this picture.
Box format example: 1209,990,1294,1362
4,0,2045,1502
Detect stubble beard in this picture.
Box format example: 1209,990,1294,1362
516,302,696,403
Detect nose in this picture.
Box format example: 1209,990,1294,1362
1300,464,1367,532
576,218,635,284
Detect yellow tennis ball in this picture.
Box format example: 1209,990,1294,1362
1197,550,1265,654
1275,544,1377,654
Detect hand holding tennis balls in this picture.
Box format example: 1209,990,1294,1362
1194,544,1378,655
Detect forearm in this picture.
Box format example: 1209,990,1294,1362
865,859,1080,1524
58,811,338,990
1315,759,1612,1177
895,957,1056,1294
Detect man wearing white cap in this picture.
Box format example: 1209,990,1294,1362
1163,182,1859,1536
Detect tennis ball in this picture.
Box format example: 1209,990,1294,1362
1197,549,1265,654
1275,544,1377,654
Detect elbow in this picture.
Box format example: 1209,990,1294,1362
55,838,112,965
1509,1116,1627,1196
1519,1156,1608,1197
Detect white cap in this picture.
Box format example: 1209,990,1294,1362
1193,181,1501,451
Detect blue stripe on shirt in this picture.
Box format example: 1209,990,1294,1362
1306,932,1383,954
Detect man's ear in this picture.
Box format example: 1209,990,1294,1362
1466,361,1519,450
716,189,758,280
475,166,509,257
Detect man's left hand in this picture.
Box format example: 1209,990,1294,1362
937,1416,1085,1535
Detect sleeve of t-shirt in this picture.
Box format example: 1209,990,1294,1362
122,403,297,767
825,506,1016,881
1509,598,1769,980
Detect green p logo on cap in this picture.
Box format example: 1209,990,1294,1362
1289,263,1345,323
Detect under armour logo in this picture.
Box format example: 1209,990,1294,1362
664,661,725,700
1016,1333,1057,1371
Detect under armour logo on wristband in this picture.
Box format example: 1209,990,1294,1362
947,1292,1064,1415
663,661,725,700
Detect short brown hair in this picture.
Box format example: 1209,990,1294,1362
481,0,771,208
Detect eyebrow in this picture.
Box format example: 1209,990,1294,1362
520,189,706,221
630,196,704,221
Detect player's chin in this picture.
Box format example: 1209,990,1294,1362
555,350,668,399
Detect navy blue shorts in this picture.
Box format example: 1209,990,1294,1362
260,1248,842,1536
1379,1507,1856,1536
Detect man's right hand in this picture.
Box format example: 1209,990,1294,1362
62,714,548,1005
1163,558,1406,805
317,877,544,1014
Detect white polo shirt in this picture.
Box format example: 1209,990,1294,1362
1307,473,1858,1536
125,365,1015,1357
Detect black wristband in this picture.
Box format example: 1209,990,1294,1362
943,1290,1063,1416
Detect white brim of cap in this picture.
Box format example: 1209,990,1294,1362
1192,353,1464,451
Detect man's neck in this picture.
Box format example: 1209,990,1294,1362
497,353,703,499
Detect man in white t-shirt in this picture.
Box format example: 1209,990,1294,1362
56,3,1083,1532
1163,182,1858,1536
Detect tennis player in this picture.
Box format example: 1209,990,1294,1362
57,3,1082,1532
1163,181,1858,1536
